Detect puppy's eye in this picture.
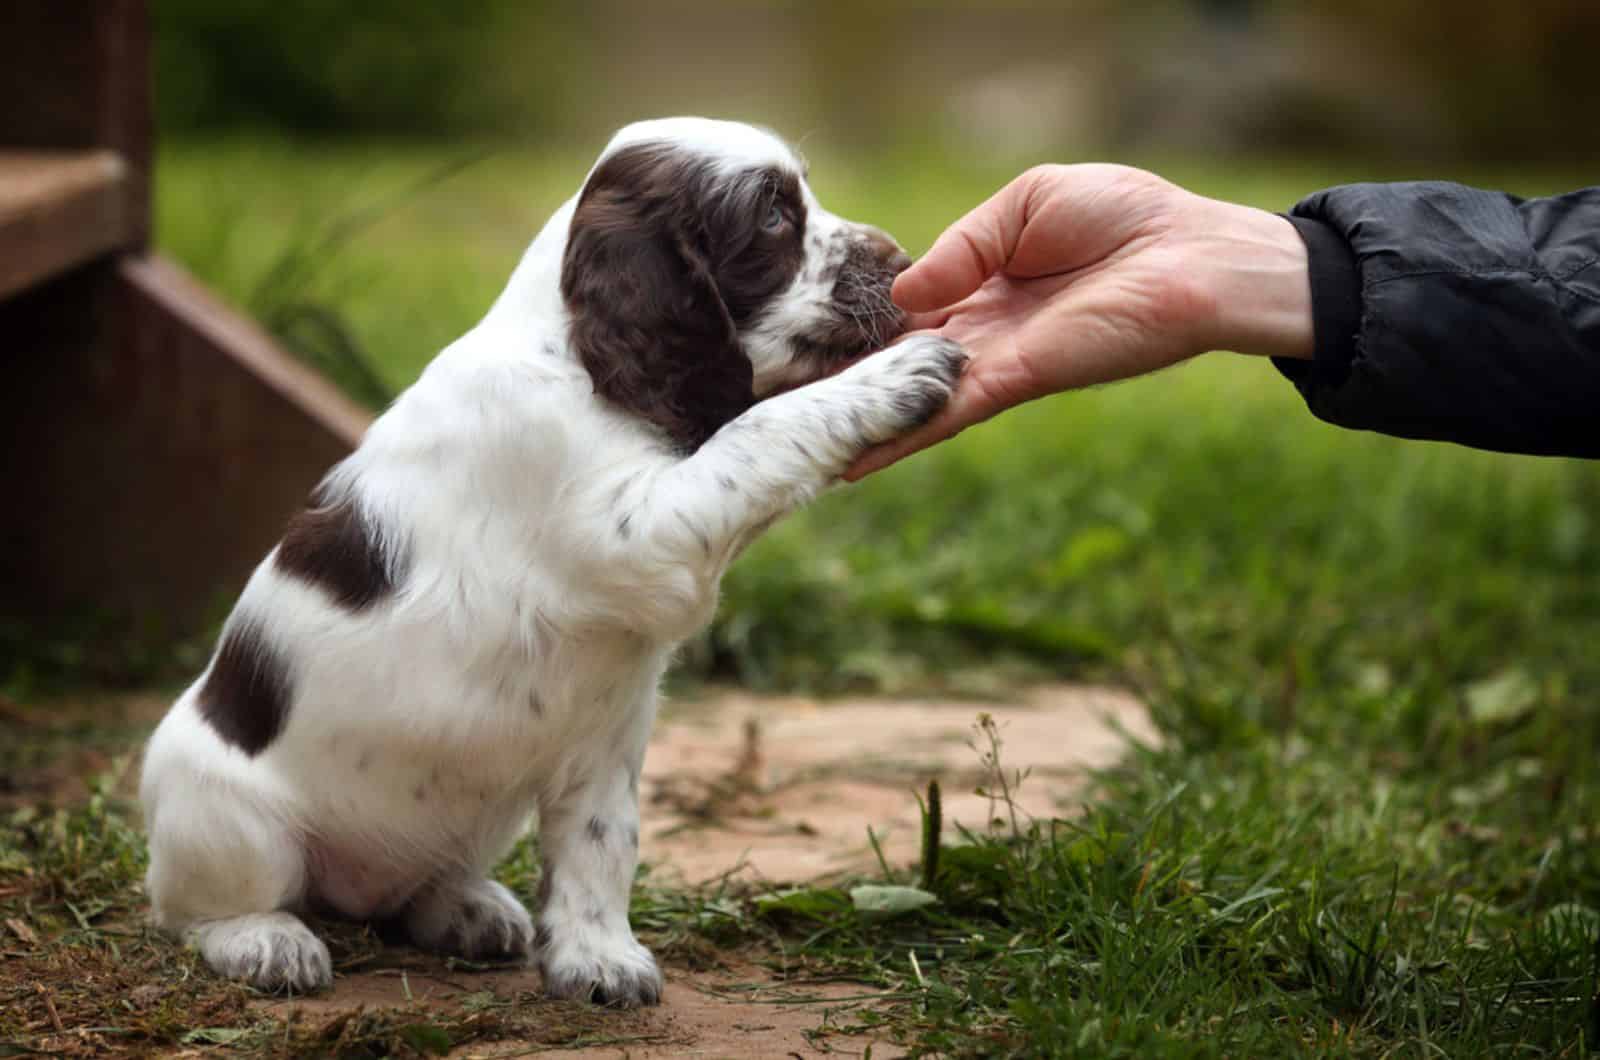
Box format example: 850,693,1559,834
762,203,787,233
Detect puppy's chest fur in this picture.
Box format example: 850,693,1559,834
168,362,711,913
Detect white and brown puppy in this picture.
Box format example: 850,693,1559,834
139,118,967,1006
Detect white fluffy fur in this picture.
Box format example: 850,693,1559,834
140,117,966,1004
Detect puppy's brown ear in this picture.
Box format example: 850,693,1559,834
561,143,755,453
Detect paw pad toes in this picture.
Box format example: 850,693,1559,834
540,942,663,1008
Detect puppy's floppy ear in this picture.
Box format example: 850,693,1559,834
561,143,755,453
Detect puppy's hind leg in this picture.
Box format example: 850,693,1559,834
404,876,535,964
188,912,331,994
144,777,330,993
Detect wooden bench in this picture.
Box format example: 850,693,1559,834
0,1,371,647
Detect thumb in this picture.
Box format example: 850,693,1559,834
892,174,1033,313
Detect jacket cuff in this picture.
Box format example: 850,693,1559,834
1271,214,1361,388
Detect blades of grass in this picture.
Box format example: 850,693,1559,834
919,779,942,892
245,147,498,409
865,825,893,880
249,147,497,314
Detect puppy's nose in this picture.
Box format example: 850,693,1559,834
860,226,911,274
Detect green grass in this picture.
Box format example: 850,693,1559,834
11,136,1591,1055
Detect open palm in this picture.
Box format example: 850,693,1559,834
848,164,1310,478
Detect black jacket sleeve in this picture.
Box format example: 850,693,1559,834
1272,182,1600,458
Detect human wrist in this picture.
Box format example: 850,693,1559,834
1188,199,1315,361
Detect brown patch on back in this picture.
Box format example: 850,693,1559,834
197,620,293,756
275,490,395,611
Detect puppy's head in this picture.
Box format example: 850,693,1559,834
561,117,911,452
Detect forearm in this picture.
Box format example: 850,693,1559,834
1187,197,1315,362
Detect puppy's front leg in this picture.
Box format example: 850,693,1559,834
535,755,661,1007
646,334,968,557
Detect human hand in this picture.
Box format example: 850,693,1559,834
847,164,1313,478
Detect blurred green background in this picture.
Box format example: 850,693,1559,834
141,0,1598,699
156,0,1600,161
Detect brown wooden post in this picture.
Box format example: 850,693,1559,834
0,0,150,250
0,3,371,647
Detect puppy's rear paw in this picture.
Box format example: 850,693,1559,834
539,932,663,1008
192,912,332,993
405,878,534,963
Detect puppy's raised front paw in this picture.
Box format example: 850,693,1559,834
192,912,333,994
538,930,663,1008
858,335,969,440
405,878,534,963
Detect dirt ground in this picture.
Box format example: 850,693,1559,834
642,684,1156,884
3,683,1153,1057
286,684,1153,1057
249,958,902,1059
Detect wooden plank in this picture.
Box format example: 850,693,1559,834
0,255,370,638
0,150,129,299
92,0,151,248
119,256,372,450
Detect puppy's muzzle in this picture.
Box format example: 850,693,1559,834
833,227,912,347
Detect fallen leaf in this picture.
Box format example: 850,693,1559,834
755,887,851,921
4,917,37,946
182,1028,250,1045
849,884,937,918
1465,669,1538,725
397,1023,454,1055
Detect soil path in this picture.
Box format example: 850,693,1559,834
642,683,1155,884
270,683,1154,1058
257,959,900,1059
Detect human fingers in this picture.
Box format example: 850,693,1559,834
890,170,1040,313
